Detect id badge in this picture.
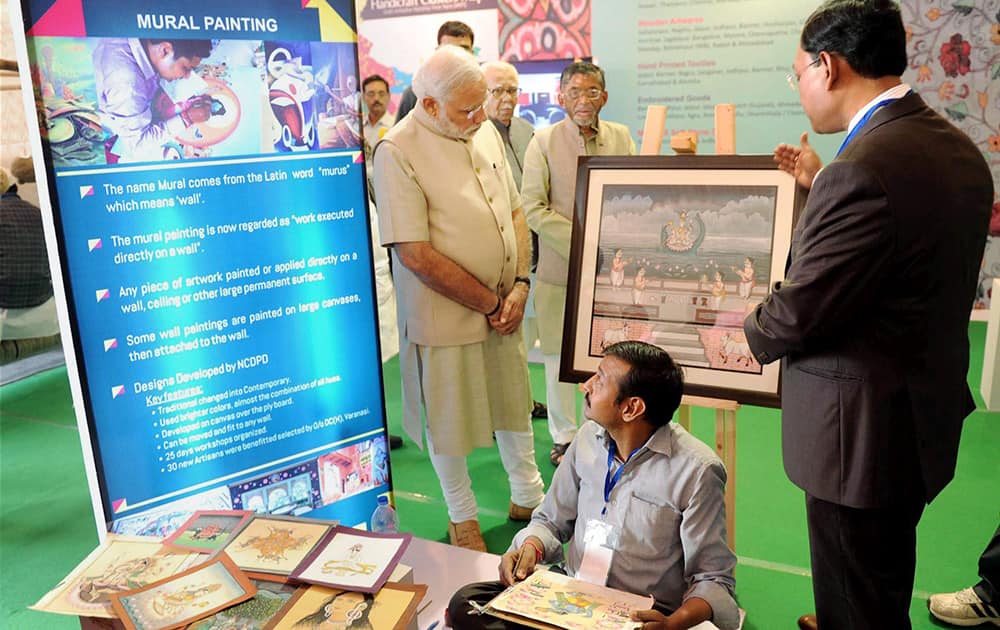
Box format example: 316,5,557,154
577,519,620,586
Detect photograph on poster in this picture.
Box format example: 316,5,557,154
31,37,270,164
110,487,235,536
28,36,364,165
290,527,412,593
318,437,390,505
111,554,255,630
163,510,254,554
31,535,198,618
230,461,322,517
269,582,426,630
563,155,802,406
265,40,320,152
313,42,364,149
223,515,334,575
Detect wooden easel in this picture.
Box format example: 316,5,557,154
640,104,740,550
677,395,739,550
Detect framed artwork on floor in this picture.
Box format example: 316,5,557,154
563,155,804,407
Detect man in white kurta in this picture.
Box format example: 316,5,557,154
373,46,545,552
521,62,636,465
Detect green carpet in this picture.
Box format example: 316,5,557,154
1,324,997,629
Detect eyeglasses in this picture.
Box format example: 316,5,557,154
488,86,521,98
464,102,485,120
563,87,604,102
786,57,822,91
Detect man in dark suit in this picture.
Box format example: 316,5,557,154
743,2,994,629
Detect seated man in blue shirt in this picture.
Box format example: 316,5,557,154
448,341,738,630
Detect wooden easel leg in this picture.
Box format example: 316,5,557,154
715,408,737,551
677,404,691,432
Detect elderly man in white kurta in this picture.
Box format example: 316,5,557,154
373,46,545,552
521,62,636,467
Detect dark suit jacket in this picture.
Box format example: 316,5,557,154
394,86,417,125
491,116,534,190
744,93,993,509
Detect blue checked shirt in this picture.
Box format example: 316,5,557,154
512,420,739,629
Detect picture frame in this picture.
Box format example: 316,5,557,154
265,582,427,630
110,553,256,630
289,526,413,593
222,514,337,576
163,510,254,554
563,155,804,407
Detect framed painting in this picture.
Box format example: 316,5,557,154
163,510,254,554
563,155,804,407
110,553,256,630
289,526,412,593
266,582,427,630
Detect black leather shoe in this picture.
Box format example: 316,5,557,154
389,434,403,449
797,614,817,630
531,401,548,419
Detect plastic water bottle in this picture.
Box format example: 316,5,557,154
371,495,399,533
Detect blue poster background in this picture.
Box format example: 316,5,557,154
20,0,390,531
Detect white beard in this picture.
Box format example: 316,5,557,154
432,109,480,140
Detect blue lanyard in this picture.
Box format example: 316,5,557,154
836,91,910,157
603,443,642,516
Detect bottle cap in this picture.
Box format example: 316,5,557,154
377,495,389,505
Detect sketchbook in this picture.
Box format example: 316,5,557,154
485,570,654,630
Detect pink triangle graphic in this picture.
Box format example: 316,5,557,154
112,498,127,513
354,152,364,164
27,0,87,37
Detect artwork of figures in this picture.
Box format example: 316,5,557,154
31,535,198,618
485,570,652,630
270,582,426,630
291,527,412,593
186,578,298,630
111,554,255,630
564,156,801,406
223,516,334,575
591,182,773,373
164,510,254,554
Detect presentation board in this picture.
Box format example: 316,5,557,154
11,0,390,536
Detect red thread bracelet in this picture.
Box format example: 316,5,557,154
523,539,543,563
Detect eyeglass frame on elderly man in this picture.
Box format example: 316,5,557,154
488,86,521,98
786,56,822,91
463,101,486,120
562,86,604,102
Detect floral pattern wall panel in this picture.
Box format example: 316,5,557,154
902,0,1000,315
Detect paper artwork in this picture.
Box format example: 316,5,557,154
487,570,653,630
31,535,198,618
111,554,256,630
290,527,412,593
223,515,334,574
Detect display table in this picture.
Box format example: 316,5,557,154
401,536,502,628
